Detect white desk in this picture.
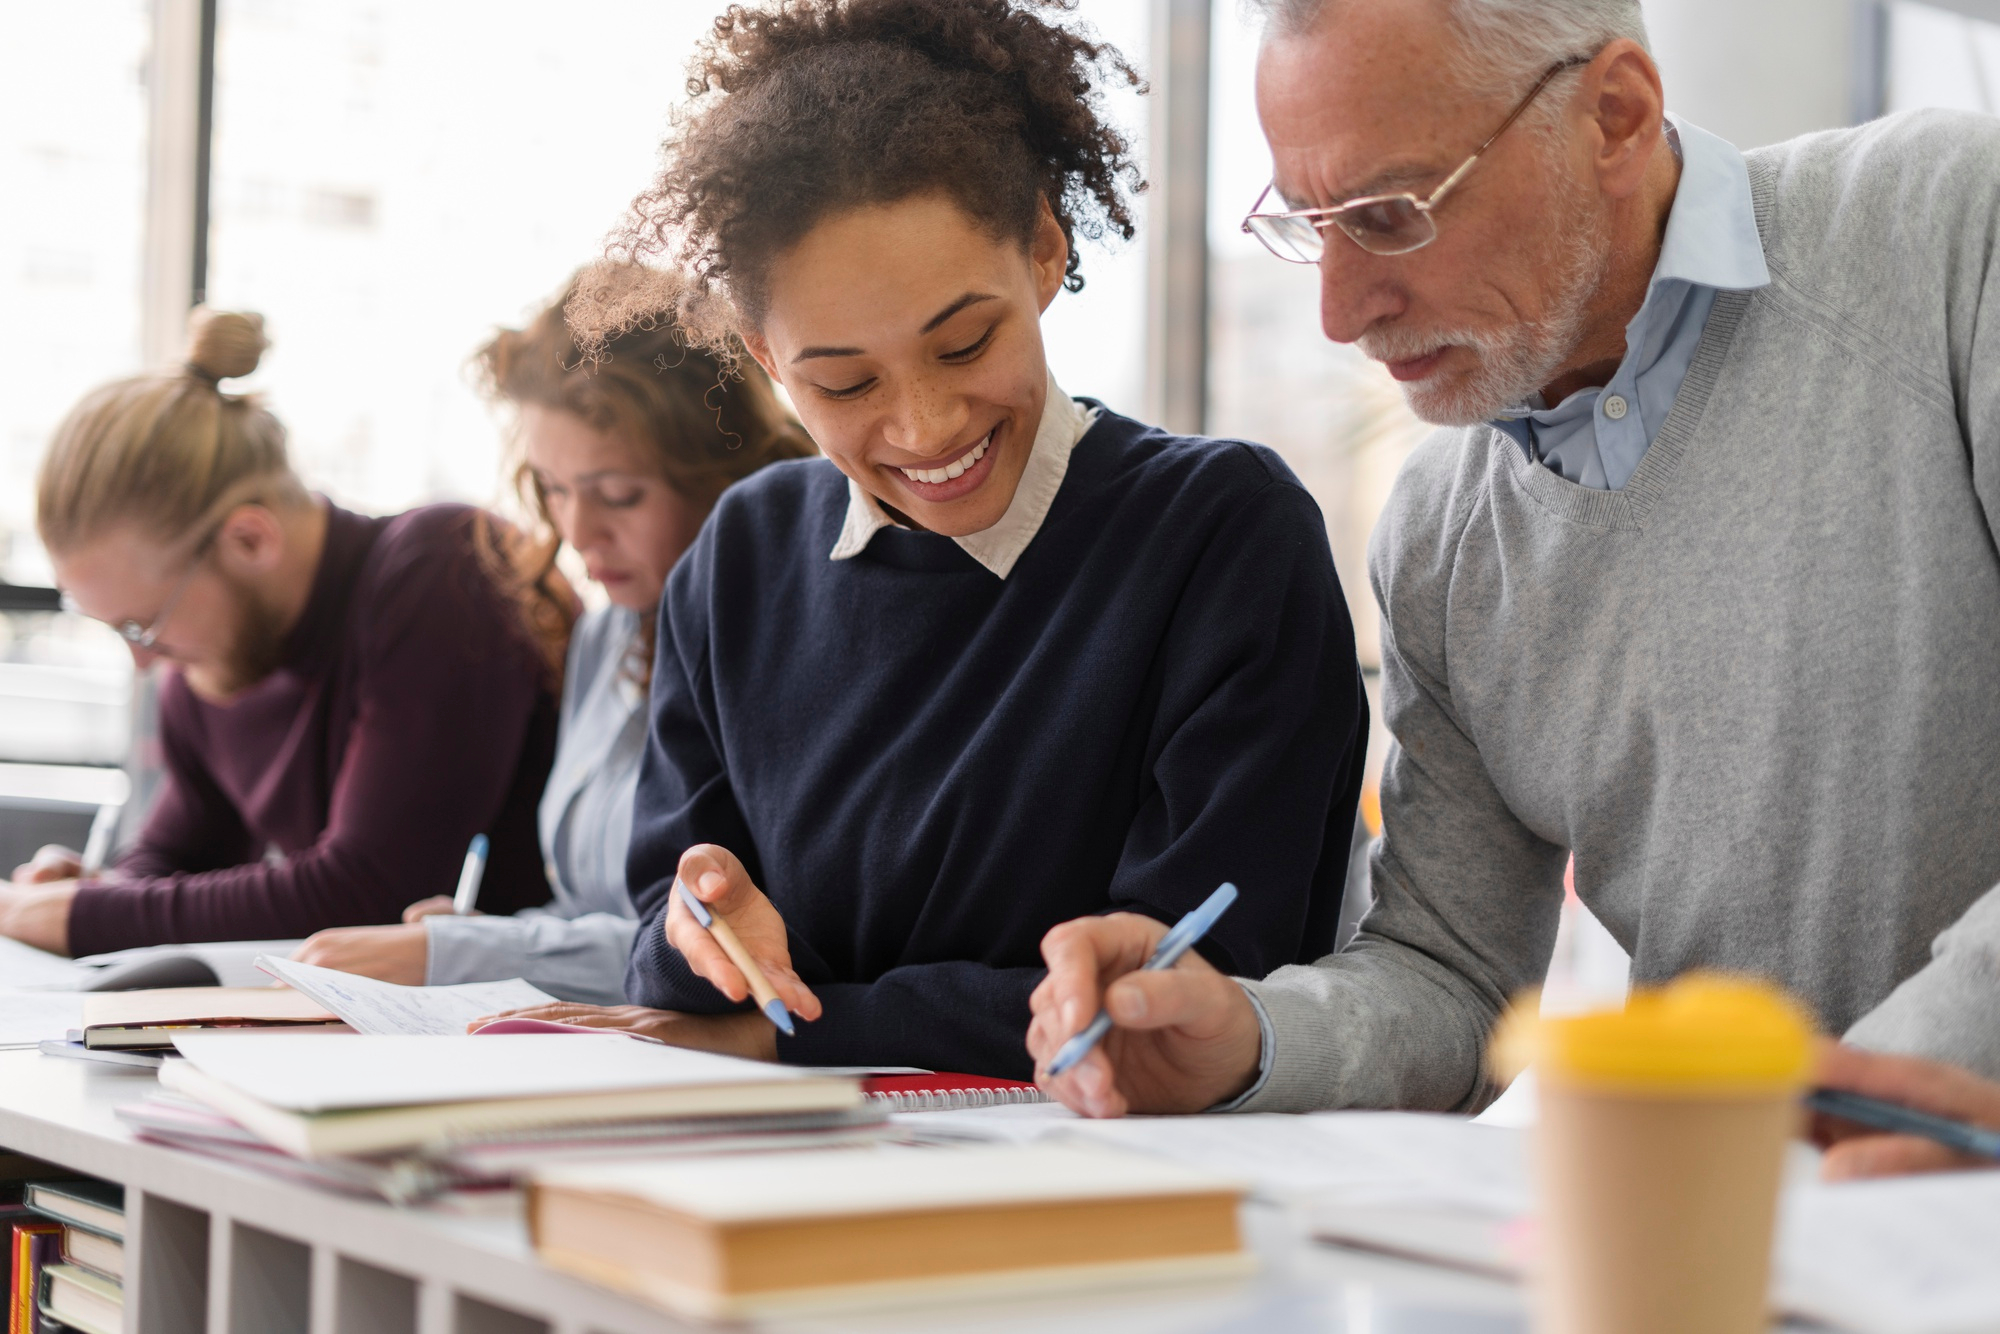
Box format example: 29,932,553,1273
0,1048,1539,1334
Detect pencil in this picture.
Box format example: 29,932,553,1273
1806,1087,2000,1160
674,878,796,1037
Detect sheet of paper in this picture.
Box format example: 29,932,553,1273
0,936,92,990
891,1101,1083,1145
256,955,556,1036
0,989,85,1047
1776,1171,2000,1334
169,1031,812,1112
1050,1112,1533,1213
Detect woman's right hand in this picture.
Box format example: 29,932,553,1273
666,844,822,1022
401,895,465,923
292,923,430,986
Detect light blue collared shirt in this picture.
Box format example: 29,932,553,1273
1491,117,1770,490
1216,118,1770,1115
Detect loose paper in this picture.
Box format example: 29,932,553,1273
256,955,556,1036
0,989,85,1048
1777,1170,2000,1334
0,937,92,990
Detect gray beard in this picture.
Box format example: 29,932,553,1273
1361,189,1612,427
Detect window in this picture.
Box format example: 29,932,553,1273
0,2,151,588
0,4,148,765
201,0,1150,524
1205,1,1430,679
1888,1,2000,112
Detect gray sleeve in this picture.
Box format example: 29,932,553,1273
1844,883,2000,1083
1237,448,1569,1113
424,911,641,1007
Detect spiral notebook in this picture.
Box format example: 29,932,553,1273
860,1073,1047,1111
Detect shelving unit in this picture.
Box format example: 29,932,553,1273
0,1049,1533,1334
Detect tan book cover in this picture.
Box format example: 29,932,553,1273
530,1144,1252,1318
80,987,341,1049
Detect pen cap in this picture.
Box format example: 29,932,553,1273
1503,973,1814,1099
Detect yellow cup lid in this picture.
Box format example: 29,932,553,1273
1502,973,1815,1096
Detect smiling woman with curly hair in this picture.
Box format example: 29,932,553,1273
496,0,1370,1080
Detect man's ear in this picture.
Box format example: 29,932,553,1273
211,504,285,576
740,329,782,383
1031,198,1071,313
1582,39,1667,201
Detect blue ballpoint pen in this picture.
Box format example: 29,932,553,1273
673,877,797,1037
1047,882,1239,1077
1805,1087,2000,1161
452,834,489,915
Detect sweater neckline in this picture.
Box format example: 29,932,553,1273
1500,155,1776,532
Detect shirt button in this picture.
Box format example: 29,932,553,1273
1602,394,1629,421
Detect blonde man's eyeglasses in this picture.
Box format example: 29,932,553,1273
59,523,222,649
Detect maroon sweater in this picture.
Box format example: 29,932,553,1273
67,503,557,954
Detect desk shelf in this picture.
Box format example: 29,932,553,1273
0,1053,698,1334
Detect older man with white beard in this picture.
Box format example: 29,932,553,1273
1026,0,2000,1130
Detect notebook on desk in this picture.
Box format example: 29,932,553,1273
162,1031,863,1157
78,988,343,1049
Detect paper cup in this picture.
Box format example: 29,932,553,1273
1510,975,1813,1334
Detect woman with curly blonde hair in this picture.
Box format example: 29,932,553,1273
293,271,811,998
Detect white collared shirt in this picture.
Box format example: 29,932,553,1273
828,372,1099,579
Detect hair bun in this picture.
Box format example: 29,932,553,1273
184,307,270,382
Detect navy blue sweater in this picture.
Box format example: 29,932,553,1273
624,407,1368,1078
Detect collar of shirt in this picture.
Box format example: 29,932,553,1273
1490,116,1771,491
829,371,1099,578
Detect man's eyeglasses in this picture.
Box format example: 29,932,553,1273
1241,55,1593,264
60,525,220,650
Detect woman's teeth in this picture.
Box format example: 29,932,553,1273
900,433,989,485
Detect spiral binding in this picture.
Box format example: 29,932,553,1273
864,1086,1051,1112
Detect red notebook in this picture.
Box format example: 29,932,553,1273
860,1073,1047,1111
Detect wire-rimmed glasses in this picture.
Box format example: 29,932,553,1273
1241,54,1593,263
59,524,220,649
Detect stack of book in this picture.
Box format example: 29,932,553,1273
4,1177,123,1334
129,1030,876,1202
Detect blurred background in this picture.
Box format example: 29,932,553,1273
3,0,1994,984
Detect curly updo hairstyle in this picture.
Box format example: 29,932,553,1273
569,0,1144,357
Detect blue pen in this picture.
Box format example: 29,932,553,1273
1806,1087,2000,1161
452,834,489,915
1047,882,1239,1077
674,878,797,1037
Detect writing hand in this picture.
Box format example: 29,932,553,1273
1812,1039,2000,1180
665,844,821,1022
12,845,82,885
292,924,430,985
468,1002,777,1061
401,896,464,923
1028,911,1262,1117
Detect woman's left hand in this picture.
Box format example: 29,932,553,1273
292,923,431,985
469,1002,779,1061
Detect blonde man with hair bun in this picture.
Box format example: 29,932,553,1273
1,309,564,956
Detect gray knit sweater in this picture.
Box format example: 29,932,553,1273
1242,109,2000,1113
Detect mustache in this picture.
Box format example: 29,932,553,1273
1357,324,1509,366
